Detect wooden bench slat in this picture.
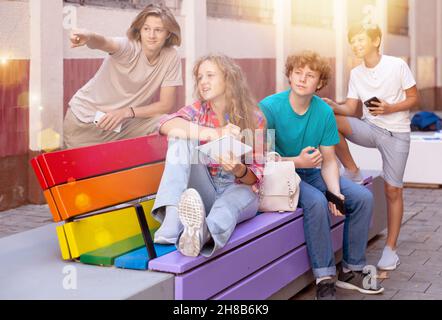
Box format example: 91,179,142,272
43,190,62,222
148,209,303,274
60,200,158,259
30,157,49,190
51,163,164,220
38,135,167,188
215,245,311,300
55,225,71,260
174,216,305,299
115,244,176,270
212,222,345,300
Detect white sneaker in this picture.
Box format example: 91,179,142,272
377,246,400,271
342,168,364,184
177,188,210,257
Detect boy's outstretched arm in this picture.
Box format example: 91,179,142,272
70,28,120,54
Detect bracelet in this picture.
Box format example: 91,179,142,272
236,165,248,179
129,107,135,118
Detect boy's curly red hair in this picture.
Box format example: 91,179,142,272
285,50,331,91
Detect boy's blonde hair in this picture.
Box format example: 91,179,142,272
127,3,181,47
285,50,331,91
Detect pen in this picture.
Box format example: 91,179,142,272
224,113,230,125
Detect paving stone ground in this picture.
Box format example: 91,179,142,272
1,187,441,300
292,187,442,300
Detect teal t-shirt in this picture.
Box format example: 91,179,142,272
259,90,340,157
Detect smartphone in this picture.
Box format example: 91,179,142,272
93,111,122,133
325,190,346,215
363,97,381,116
364,97,380,109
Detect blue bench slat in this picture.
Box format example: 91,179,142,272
114,244,176,270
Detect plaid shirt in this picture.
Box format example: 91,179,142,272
158,101,265,188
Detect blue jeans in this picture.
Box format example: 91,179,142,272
296,168,373,279
152,138,258,257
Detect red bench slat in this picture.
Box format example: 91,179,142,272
30,157,49,190
37,135,168,188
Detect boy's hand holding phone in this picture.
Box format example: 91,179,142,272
364,97,393,116
326,190,345,217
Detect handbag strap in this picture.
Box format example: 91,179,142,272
266,151,282,162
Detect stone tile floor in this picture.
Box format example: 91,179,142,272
0,187,441,300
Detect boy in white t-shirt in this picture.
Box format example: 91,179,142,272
324,24,419,271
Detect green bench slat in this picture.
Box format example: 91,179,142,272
79,229,156,266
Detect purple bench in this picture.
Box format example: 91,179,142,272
148,175,382,300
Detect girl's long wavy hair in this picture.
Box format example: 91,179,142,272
193,54,261,132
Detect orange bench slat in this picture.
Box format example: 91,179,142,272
51,162,165,220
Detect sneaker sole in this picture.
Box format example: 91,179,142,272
335,280,385,295
178,189,205,257
377,260,400,271
154,234,177,245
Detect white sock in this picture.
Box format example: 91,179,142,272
384,246,396,253
316,276,332,284
163,205,180,228
156,205,181,237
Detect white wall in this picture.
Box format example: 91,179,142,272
0,0,30,59
1,1,433,63
416,0,437,56
385,34,410,57
291,27,336,57
207,18,275,58
207,23,337,60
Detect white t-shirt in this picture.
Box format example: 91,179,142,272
69,37,183,123
347,55,416,132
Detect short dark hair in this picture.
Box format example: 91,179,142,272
347,23,382,49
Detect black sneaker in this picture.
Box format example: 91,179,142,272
336,267,384,294
316,279,336,300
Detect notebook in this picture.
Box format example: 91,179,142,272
196,135,252,161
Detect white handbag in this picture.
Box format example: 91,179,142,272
258,152,301,212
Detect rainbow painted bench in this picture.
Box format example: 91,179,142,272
8,135,386,300
30,134,168,266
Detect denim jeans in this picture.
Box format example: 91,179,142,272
296,168,373,279
152,138,258,257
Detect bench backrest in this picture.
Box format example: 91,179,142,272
30,135,168,222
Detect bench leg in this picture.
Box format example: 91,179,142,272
134,204,157,259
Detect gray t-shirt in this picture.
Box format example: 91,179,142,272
69,37,183,123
